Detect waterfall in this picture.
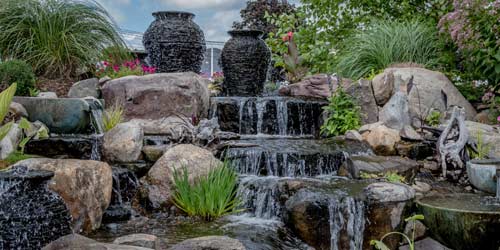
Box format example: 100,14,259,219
237,176,286,219
328,196,365,250
103,167,140,222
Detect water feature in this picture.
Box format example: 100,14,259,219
0,167,72,249
103,167,140,223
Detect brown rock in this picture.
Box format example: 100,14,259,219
103,122,144,163
101,72,210,120
345,79,379,124
278,74,333,99
362,124,401,155
139,144,221,210
372,71,395,105
13,158,113,233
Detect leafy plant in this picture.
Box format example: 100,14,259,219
468,130,492,160
0,83,18,142
384,172,407,184
4,151,38,165
0,0,123,78
103,104,124,132
0,60,36,96
28,87,40,97
172,161,242,221
336,19,445,79
17,117,49,154
371,214,425,250
426,110,442,127
96,58,155,79
282,33,309,83
321,87,361,136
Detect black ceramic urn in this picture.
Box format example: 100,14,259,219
0,167,72,249
143,11,206,73
221,30,271,96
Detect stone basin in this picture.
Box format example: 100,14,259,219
417,193,500,250
466,159,500,194
13,97,102,134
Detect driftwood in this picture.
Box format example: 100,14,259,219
437,106,469,177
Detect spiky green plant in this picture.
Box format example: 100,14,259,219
0,0,123,78
468,130,492,160
336,19,443,79
103,104,124,132
0,83,17,141
172,161,242,221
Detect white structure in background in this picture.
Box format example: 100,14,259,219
119,29,224,76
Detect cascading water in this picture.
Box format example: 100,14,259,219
328,196,365,250
210,96,326,137
238,176,287,219
103,167,140,222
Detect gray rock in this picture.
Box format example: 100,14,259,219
129,117,194,140
9,102,28,118
103,122,144,163
412,181,432,193
364,182,415,203
99,76,112,85
101,72,210,120
373,67,477,124
400,125,423,141
345,79,379,124
345,130,363,141
372,70,395,105
37,92,58,98
196,117,220,141
340,155,419,180
139,144,222,210
43,234,152,250
465,121,500,158
142,145,170,162
0,123,21,159
168,236,246,250
379,76,411,131
68,78,100,98
399,237,450,250
113,234,159,249
13,158,113,233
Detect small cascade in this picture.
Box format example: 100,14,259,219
328,196,365,250
210,96,326,137
103,167,140,222
237,176,286,219
85,98,105,135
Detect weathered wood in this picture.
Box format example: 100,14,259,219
437,106,469,177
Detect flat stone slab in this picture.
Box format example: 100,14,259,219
340,155,420,180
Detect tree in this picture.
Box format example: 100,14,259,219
233,0,295,38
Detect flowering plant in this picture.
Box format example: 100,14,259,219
96,57,156,79
282,31,308,83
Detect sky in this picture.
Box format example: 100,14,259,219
95,0,262,42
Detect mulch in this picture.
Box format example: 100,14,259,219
36,77,75,97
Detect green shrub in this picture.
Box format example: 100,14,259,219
103,104,124,132
0,60,35,96
426,110,442,127
321,87,361,136
172,161,242,221
0,0,123,78
335,19,444,79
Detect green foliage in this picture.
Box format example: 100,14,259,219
0,83,17,142
103,104,124,132
233,0,295,38
469,130,492,160
17,117,49,154
321,88,361,136
265,0,452,74
4,151,38,165
426,110,442,127
453,80,487,103
28,87,40,97
0,60,35,96
384,172,406,184
371,214,425,250
172,161,242,221
336,19,444,79
99,46,134,67
0,0,123,78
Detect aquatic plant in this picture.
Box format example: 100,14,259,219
371,214,425,250
0,0,123,78
0,60,36,96
425,110,442,127
172,161,242,221
336,19,444,79
103,104,124,132
321,87,361,136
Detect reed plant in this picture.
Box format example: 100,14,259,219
336,19,443,79
0,0,123,78
172,161,242,221
103,104,124,132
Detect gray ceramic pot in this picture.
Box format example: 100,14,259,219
466,159,500,194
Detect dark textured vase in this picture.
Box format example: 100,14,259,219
0,167,72,249
143,11,206,73
221,30,271,96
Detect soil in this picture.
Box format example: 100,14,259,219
36,77,75,97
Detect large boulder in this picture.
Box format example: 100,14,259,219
138,144,222,210
278,74,332,99
345,79,379,124
43,234,152,250
129,116,194,140
465,121,500,158
373,68,476,125
101,73,210,120
339,155,419,181
103,122,144,163
13,158,113,233
372,71,395,105
379,76,412,131
362,124,401,155
168,236,246,250
68,78,100,98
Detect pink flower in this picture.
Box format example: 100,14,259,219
497,116,500,122
112,65,120,72
103,61,109,67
